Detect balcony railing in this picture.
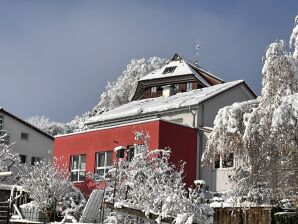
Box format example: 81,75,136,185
144,92,162,99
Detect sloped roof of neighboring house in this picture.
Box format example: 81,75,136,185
0,108,54,140
87,80,255,126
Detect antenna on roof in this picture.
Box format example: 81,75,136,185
194,40,202,66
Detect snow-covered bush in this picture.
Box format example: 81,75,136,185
57,188,86,223
19,158,83,222
27,57,167,135
203,15,298,205
106,131,211,224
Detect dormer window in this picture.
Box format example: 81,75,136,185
151,86,157,93
162,66,177,74
186,82,192,91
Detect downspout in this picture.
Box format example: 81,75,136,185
198,104,205,180
188,106,197,128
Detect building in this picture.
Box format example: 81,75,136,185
54,119,197,195
132,53,223,100
53,53,256,194
0,108,54,168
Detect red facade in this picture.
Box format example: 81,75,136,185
53,120,197,195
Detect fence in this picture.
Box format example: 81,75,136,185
213,206,277,224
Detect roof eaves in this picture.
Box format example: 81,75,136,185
87,80,248,127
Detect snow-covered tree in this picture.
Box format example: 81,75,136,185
91,57,168,115
19,158,82,222
27,115,71,136
203,16,298,204
27,57,167,135
106,131,211,224
0,129,20,182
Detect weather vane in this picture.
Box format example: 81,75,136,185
194,40,202,65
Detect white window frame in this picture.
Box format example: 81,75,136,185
186,82,192,91
95,151,113,178
151,86,157,93
213,153,234,170
70,154,86,182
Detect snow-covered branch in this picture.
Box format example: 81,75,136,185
203,15,298,205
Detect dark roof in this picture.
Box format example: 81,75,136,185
0,108,54,140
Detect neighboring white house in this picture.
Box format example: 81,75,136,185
86,53,257,193
0,108,54,167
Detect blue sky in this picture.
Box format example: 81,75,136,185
0,1,297,122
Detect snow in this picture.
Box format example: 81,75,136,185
272,93,298,127
87,80,244,125
194,180,206,185
209,201,273,208
0,171,12,177
114,146,126,152
140,59,210,87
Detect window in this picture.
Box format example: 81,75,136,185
0,131,10,145
151,86,157,93
21,132,29,140
174,84,179,91
0,115,3,129
222,153,234,168
127,146,135,162
19,155,27,164
70,154,86,182
162,66,177,74
186,82,192,91
214,154,220,169
169,118,183,124
213,153,234,169
127,145,145,162
95,151,113,178
31,156,42,165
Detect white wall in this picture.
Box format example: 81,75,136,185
1,112,53,167
198,84,255,192
158,84,255,193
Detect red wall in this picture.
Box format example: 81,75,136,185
53,120,197,195
159,121,197,187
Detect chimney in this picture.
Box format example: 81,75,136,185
162,85,174,97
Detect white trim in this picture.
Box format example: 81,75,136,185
70,154,86,182
95,151,113,178
56,118,161,137
56,118,194,138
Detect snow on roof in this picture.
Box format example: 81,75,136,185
139,59,210,86
87,80,244,125
114,146,126,152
